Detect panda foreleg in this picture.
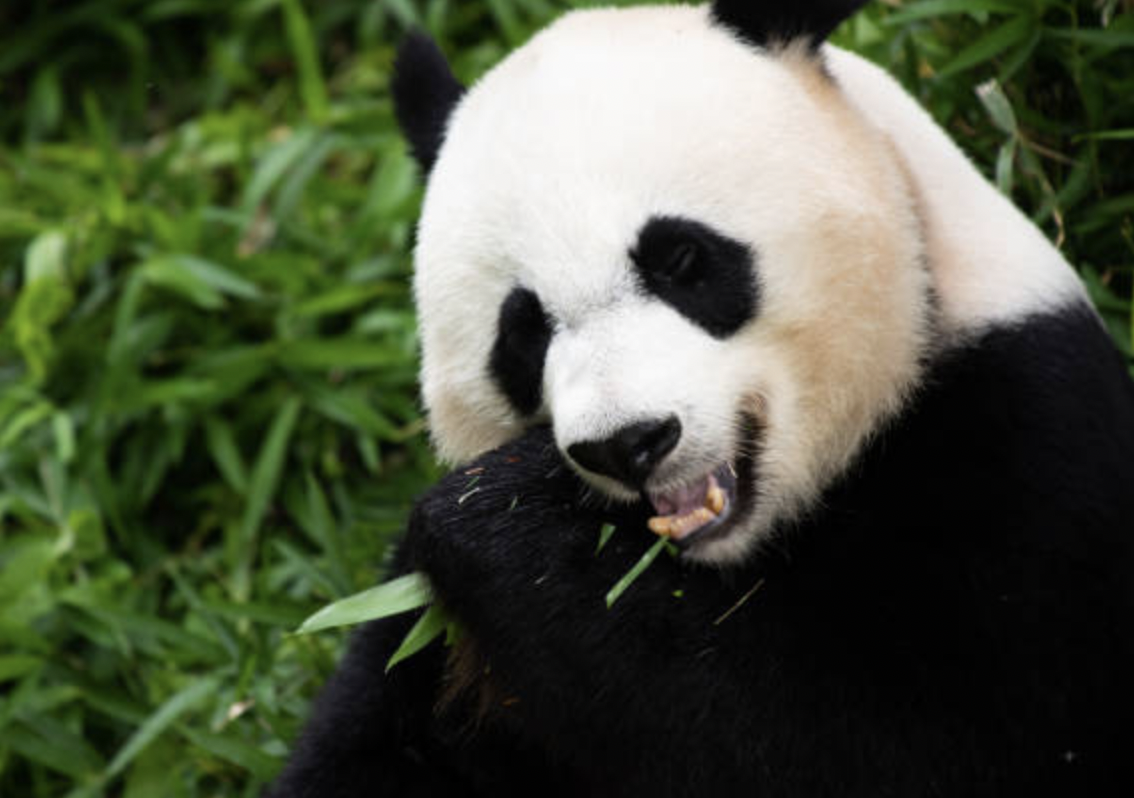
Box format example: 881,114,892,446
402,429,745,788
264,610,471,797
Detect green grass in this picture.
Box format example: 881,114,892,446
0,0,1131,795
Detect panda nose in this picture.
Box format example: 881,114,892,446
567,416,682,488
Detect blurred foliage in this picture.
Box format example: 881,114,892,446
0,0,1130,795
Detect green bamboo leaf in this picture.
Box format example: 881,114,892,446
302,471,342,560
997,26,1041,82
130,378,220,409
1046,28,1134,49
166,566,239,660
485,0,525,45
177,726,280,780
4,720,104,779
296,572,434,635
975,78,1017,135
606,536,669,608
24,228,67,282
386,603,450,672
994,139,1017,196
11,230,74,382
67,602,226,661
0,400,53,450
140,254,260,309
290,283,400,319
170,254,261,300
300,383,399,439
140,256,223,309
52,412,75,464
199,596,307,628
273,132,337,221
884,0,1021,25
939,15,1033,77
240,127,318,214
0,654,43,683
239,396,302,551
204,417,249,494
24,66,62,141
281,0,329,122
0,537,56,606
105,676,219,778
596,522,617,553
276,338,409,371
359,149,418,220
1077,129,1134,141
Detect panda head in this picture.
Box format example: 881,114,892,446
394,0,933,564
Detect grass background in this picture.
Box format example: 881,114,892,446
0,0,1131,795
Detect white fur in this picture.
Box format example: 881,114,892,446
411,5,1074,563
823,46,1086,331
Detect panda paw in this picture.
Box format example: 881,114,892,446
404,426,685,665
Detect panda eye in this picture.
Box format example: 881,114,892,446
631,215,758,338
661,241,700,284
488,287,554,416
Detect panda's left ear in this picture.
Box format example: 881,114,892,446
711,0,869,52
391,32,466,176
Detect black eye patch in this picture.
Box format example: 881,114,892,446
489,287,554,416
630,215,758,338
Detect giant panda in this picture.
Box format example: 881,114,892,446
267,1,1134,795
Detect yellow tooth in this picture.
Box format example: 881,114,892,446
648,517,673,537
706,486,725,515
671,507,714,537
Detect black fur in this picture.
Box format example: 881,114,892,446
391,32,465,174
631,216,758,338
489,286,554,416
711,0,869,51
268,300,1134,796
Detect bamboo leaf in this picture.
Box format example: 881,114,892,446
239,396,302,553
596,522,617,554
939,15,1033,77
296,572,434,635
386,604,449,672
203,417,249,494
281,0,329,123
883,0,1021,25
606,537,670,608
105,677,219,778
177,726,280,781
975,78,1018,135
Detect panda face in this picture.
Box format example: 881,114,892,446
411,5,932,563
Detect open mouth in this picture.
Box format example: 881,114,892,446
644,417,759,549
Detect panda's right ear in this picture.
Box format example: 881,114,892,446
711,0,868,52
391,32,465,176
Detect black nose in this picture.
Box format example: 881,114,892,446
567,416,682,488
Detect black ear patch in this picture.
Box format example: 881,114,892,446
711,0,868,51
391,32,465,175
489,287,554,416
631,216,758,339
